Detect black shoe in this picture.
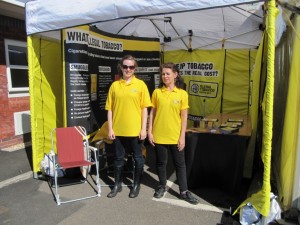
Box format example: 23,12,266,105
179,191,199,205
129,185,141,198
107,185,122,198
154,185,167,199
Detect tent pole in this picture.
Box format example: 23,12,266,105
169,22,189,50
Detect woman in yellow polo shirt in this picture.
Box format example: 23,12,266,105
105,55,152,198
148,62,199,205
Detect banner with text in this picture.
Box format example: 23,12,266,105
164,50,225,122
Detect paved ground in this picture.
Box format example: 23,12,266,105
0,146,296,225
0,146,32,187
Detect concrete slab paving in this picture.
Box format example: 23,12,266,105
3,145,292,225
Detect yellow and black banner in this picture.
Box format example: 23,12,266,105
165,50,224,122
165,49,256,125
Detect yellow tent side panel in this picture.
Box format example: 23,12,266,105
222,49,256,114
28,36,63,176
279,15,300,210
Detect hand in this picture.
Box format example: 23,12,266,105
139,129,147,140
108,129,115,140
148,133,155,147
177,138,185,151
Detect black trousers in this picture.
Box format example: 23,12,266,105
154,144,188,192
113,136,144,169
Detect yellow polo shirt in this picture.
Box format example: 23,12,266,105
105,76,152,136
151,86,189,144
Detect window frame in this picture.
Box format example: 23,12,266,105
4,39,29,97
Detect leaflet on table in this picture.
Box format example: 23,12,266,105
220,127,239,134
220,122,243,128
202,118,218,122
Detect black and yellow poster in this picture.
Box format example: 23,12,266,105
63,25,160,133
165,50,225,122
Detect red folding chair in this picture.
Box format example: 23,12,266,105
51,126,101,205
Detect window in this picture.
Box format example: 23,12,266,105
5,39,29,97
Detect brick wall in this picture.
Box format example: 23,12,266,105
0,15,30,149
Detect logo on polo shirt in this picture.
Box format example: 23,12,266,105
173,99,180,104
131,88,138,93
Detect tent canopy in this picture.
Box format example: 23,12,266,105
25,0,264,50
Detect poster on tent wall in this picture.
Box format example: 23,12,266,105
164,50,225,123
63,25,160,133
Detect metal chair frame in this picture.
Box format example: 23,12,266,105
51,126,101,205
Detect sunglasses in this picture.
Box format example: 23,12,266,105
122,65,135,70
